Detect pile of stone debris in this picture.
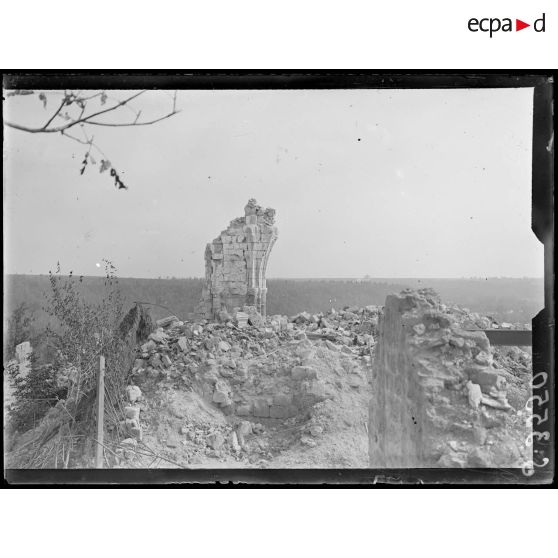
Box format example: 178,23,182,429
368,288,534,469
288,306,378,351
112,291,535,468
114,304,376,467
436,301,531,332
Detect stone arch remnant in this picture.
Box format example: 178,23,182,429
196,199,278,320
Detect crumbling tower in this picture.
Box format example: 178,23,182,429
196,199,278,320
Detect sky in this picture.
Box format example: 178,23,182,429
3,87,543,278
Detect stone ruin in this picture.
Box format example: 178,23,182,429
4,341,33,422
368,289,531,468
196,199,278,321
15,341,33,378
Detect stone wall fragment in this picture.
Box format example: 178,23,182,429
196,199,278,320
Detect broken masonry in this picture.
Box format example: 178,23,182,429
196,199,278,320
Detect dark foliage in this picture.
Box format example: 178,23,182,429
4,302,36,361
6,357,64,432
5,263,142,467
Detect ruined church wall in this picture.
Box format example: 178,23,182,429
197,199,277,320
369,289,529,468
369,293,427,467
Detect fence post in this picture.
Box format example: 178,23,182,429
95,355,105,468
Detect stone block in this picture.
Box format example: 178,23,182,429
230,432,241,452
133,358,145,369
236,404,252,416
309,425,323,437
125,418,142,440
207,432,225,450
474,351,493,366
452,328,490,352
218,341,231,352
237,420,252,437
141,340,156,353
15,341,32,363
306,380,327,399
124,406,140,421
253,399,270,418
467,447,491,468
213,388,232,406
156,315,179,328
149,353,162,368
449,336,465,348
348,374,363,388
126,385,142,403
130,426,143,441
234,312,249,328
466,366,505,393
272,393,293,406
270,405,291,419
473,426,487,445
149,330,168,344
291,366,318,380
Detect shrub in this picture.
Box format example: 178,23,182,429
6,260,142,468
6,357,62,433
44,260,126,405
4,303,36,361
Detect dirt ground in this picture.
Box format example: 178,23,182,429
113,331,373,469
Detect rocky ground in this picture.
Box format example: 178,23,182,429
368,289,534,468
5,295,533,470
108,306,378,469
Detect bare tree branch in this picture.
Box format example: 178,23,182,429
86,110,180,127
4,89,180,190
5,90,179,133
61,130,107,160
4,91,147,133
103,93,140,117
71,90,146,126
76,92,103,102
42,98,67,130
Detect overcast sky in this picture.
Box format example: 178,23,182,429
4,87,542,278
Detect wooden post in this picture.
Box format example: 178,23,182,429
95,355,105,469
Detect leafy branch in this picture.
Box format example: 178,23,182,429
3,90,180,133
3,89,180,190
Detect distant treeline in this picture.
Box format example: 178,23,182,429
4,275,543,339
268,277,543,323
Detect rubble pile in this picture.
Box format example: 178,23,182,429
113,304,375,468
369,288,532,468
5,282,534,470
110,199,375,467
491,346,533,411
288,305,379,350
111,288,532,469
434,303,532,332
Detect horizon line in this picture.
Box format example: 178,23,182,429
4,273,545,281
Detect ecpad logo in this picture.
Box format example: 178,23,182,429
468,13,546,37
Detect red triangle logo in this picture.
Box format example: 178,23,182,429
516,19,530,31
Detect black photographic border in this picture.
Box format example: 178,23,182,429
2,71,555,487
